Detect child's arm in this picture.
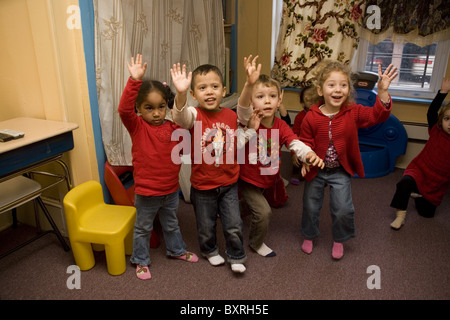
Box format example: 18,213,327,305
237,55,261,125
376,64,398,103
118,55,148,134
238,55,261,108
236,109,261,149
427,77,449,127
170,63,196,129
278,102,291,126
278,90,291,125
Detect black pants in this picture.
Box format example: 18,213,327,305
390,175,436,218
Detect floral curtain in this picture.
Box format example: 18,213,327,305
360,0,450,46
272,0,365,88
94,0,225,165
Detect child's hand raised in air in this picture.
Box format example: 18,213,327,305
170,63,192,94
127,54,147,81
244,55,262,85
377,64,398,91
377,64,398,102
440,77,450,94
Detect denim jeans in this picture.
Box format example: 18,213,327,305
130,190,186,266
190,183,247,264
301,168,355,243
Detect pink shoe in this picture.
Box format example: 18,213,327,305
136,265,151,280
171,252,199,263
301,239,313,254
332,242,344,260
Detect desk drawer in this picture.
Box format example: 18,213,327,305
0,131,74,178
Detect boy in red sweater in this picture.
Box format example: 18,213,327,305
237,55,323,258
299,60,398,259
118,55,198,280
170,62,249,273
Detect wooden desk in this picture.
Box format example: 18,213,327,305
0,117,79,258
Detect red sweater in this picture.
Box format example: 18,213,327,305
118,77,181,196
404,125,450,206
292,109,307,137
240,117,300,188
300,96,392,180
189,107,240,190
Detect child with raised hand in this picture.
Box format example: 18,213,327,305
170,62,248,273
237,55,324,258
389,77,450,229
299,60,398,260
118,54,198,280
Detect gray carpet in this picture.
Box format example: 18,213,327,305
0,168,449,303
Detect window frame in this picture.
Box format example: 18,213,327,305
353,38,450,101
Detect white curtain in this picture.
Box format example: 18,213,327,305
94,0,225,165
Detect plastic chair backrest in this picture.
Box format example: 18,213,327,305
104,161,135,206
63,180,104,227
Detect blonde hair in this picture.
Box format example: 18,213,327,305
437,102,450,130
310,60,356,106
300,85,319,111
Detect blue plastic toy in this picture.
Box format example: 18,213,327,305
355,72,408,178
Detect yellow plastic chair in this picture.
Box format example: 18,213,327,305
63,180,136,276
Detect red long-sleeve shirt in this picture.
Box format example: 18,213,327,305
118,77,181,196
300,96,392,180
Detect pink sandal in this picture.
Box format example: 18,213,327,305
171,252,199,263
136,265,151,280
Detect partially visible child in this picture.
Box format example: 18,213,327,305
290,85,317,185
237,55,324,258
389,77,450,229
277,100,291,126
170,62,248,273
299,60,398,259
118,55,198,280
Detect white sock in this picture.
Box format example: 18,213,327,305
207,254,225,266
231,263,246,273
255,243,276,257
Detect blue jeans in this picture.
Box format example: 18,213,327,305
130,190,186,266
190,183,247,264
301,168,355,243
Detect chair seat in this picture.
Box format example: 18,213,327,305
0,176,41,213
78,204,136,238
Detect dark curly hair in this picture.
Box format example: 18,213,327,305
135,80,175,110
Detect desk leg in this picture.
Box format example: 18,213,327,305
56,159,72,190
36,197,70,251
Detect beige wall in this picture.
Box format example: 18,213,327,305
0,0,99,184
0,0,99,228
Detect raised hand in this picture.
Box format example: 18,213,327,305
377,64,398,92
440,77,450,94
127,54,147,81
244,55,262,85
170,63,192,94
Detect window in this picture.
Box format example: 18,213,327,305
354,38,450,100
